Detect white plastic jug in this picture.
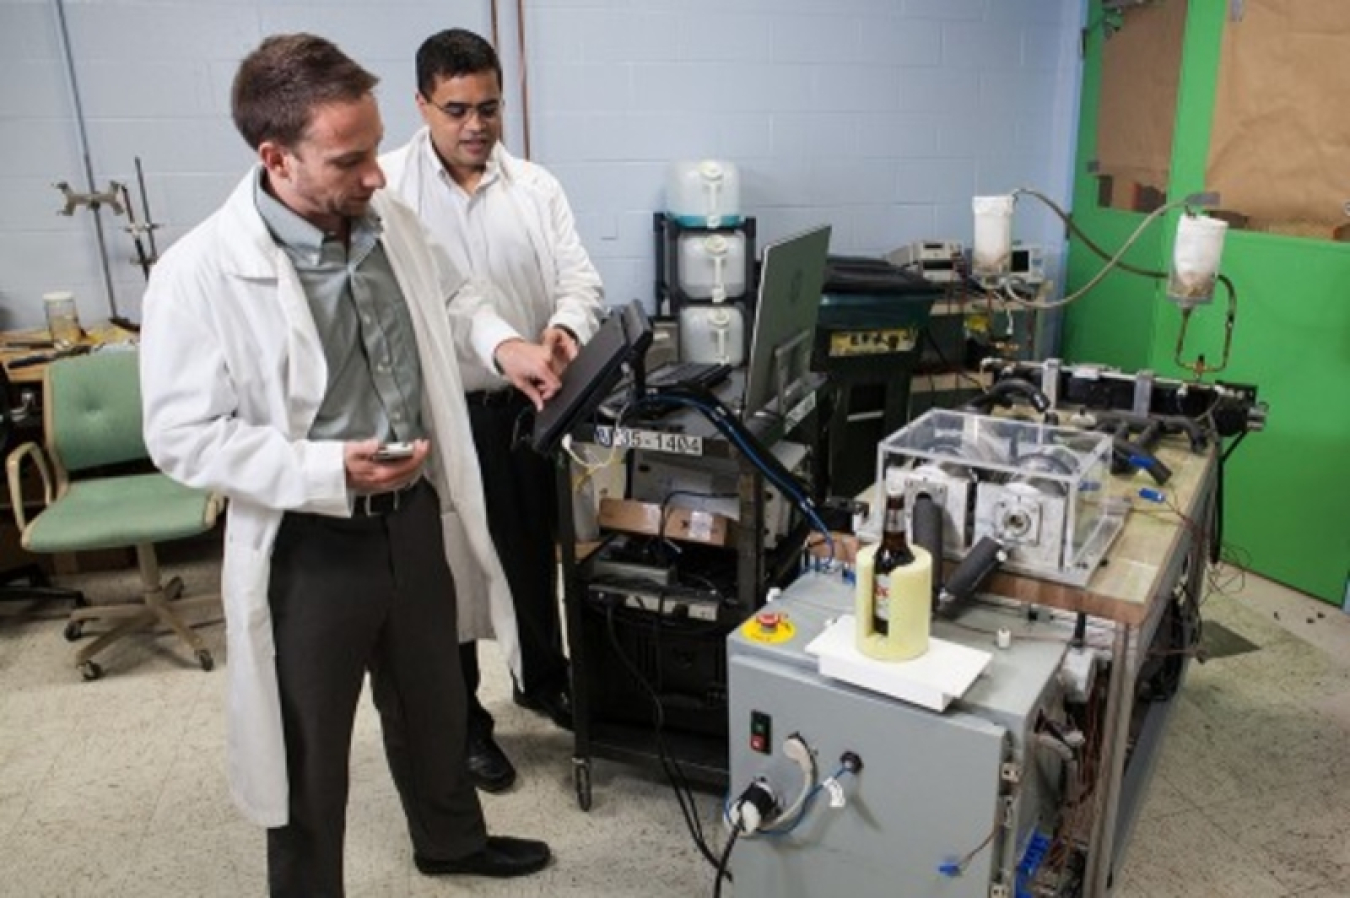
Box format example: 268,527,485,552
1168,214,1228,309
666,159,743,229
677,232,747,302
972,194,1015,278
679,303,746,366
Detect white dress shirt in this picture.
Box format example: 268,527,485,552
382,132,604,393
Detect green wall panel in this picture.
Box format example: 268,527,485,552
1066,3,1350,603
1060,215,1166,368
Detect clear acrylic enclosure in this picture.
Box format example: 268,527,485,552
876,409,1124,586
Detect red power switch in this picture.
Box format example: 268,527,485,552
755,610,782,634
750,710,772,754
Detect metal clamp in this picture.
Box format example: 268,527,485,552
53,181,125,217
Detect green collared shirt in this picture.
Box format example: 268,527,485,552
254,174,425,443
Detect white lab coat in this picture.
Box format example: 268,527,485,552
139,171,519,828
381,133,603,392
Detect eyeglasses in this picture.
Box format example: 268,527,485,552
424,97,502,122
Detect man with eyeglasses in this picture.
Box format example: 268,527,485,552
383,27,603,794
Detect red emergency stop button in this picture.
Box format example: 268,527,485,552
756,610,782,633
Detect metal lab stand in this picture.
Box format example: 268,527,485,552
554,371,827,810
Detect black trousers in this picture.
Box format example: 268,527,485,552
266,480,486,898
462,393,566,734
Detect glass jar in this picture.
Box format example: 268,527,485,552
43,291,82,347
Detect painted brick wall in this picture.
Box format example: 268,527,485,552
0,0,1083,327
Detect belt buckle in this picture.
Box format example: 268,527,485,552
357,487,402,517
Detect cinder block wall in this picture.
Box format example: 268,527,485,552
0,0,1083,327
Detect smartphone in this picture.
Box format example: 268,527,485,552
372,441,416,462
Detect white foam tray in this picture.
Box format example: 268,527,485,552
805,615,992,712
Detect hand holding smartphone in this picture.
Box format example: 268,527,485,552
372,441,416,463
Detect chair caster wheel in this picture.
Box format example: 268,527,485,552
196,649,214,672
573,758,592,811
80,660,103,681
64,620,83,641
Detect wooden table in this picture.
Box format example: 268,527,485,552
0,322,138,386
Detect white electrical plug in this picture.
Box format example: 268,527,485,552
728,779,778,835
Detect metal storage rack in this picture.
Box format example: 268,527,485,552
553,370,827,809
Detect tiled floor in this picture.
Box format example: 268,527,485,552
1,556,1346,897
1112,573,1350,898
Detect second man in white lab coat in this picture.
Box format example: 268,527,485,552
383,28,604,792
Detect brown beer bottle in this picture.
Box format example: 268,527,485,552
872,476,915,636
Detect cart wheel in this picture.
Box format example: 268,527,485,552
573,758,593,811
196,649,215,672
79,660,103,681
64,620,83,641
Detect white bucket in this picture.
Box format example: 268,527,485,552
666,159,743,229
677,232,747,302
1168,214,1228,309
679,303,746,366
972,195,1015,278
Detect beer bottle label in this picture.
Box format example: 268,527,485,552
873,573,891,622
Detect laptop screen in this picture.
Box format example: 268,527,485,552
740,224,832,419
530,300,652,454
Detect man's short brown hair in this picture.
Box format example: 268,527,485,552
231,33,379,150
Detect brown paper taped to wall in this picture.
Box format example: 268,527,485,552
1096,1,1189,209
1207,0,1350,235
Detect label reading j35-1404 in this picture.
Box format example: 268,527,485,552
592,426,704,457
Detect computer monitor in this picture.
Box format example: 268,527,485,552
531,300,653,454
741,224,832,419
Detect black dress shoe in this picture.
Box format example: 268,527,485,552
512,684,573,730
465,731,516,793
415,835,551,878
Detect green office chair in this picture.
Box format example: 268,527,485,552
4,350,223,680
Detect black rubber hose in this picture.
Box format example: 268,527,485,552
910,494,945,608
1097,410,1208,453
1110,436,1172,486
938,536,1006,617
963,377,1051,415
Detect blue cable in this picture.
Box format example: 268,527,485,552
636,392,836,561
758,766,851,837
721,766,853,838
635,394,803,502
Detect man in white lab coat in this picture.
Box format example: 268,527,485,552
140,34,554,897
382,27,604,793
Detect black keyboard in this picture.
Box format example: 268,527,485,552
596,361,734,421
646,361,733,391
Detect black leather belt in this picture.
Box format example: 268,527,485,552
465,388,523,408
354,478,424,517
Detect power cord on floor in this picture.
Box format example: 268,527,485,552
713,824,740,898
603,603,725,873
